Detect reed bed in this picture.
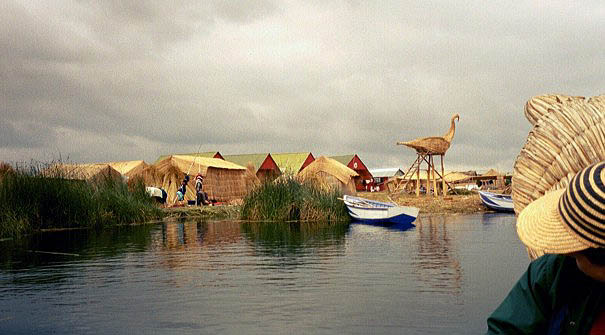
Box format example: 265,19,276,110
240,175,349,222
0,163,163,238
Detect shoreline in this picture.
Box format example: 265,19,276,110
21,193,502,235
162,192,499,221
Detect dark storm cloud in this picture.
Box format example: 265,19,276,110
1,0,604,171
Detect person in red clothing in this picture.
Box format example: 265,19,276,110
487,161,605,334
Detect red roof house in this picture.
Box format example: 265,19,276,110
330,154,374,191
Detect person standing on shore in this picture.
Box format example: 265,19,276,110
486,161,605,334
195,173,208,206
174,175,189,206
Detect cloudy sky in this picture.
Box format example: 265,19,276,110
2,1,604,172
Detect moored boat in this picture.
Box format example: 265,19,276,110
342,195,419,226
478,190,514,212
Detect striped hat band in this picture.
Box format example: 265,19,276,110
558,162,605,247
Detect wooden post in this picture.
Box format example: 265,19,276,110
431,155,438,197
416,155,420,197
426,156,431,197
441,155,446,195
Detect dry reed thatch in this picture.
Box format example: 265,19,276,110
513,94,605,259
105,160,148,177
44,163,123,184
0,162,14,181
397,114,459,155
0,162,13,173
482,169,503,177
440,172,473,183
297,156,358,195
128,155,251,204
244,163,261,190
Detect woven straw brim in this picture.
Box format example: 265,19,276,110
517,189,592,254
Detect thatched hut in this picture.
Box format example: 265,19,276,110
105,160,148,178
471,169,509,190
44,163,123,184
440,172,477,191
130,155,252,204
154,151,224,163
330,154,374,191
297,156,358,195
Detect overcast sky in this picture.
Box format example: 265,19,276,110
2,1,604,172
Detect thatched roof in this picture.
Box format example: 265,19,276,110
482,169,502,177
45,163,122,182
299,156,358,183
272,152,314,174
297,156,358,194
440,172,473,183
154,151,223,163
394,170,430,181
104,160,148,177
171,155,246,174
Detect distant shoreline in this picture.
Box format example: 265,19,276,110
162,192,498,221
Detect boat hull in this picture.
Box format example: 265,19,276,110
343,195,419,225
478,191,514,212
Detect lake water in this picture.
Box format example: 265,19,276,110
0,213,529,334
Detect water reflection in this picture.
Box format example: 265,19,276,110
242,222,348,251
152,220,244,272
0,225,155,270
0,215,528,334
414,216,463,296
480,212,516,225
241,222,348,268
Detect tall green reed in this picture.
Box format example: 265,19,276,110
0,162,162,238
240,175,349,222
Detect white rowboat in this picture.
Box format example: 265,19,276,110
343,195,419,226
478,191,514,212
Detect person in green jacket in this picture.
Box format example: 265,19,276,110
487,161,605,334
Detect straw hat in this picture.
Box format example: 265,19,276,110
517,161,605,254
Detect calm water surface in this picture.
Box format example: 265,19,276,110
0,213,528,334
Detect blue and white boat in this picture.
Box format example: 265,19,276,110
478,191,514,212
343,195,419,226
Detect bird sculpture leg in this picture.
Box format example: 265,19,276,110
432,155,438,197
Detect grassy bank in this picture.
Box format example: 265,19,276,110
240,176,349,222
0,166,163,238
